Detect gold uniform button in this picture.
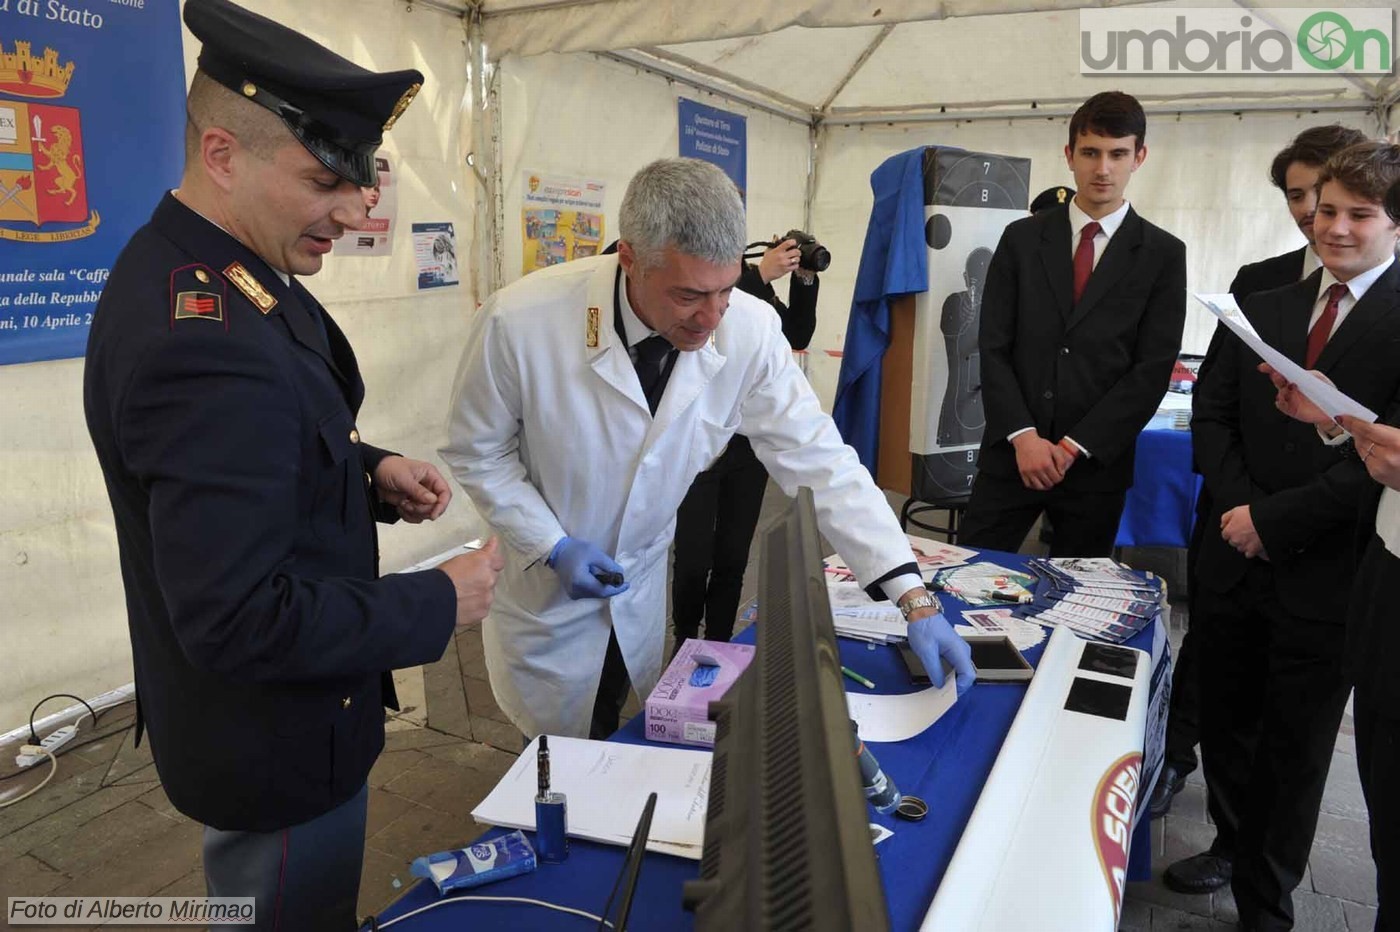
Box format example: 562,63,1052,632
342,697,352,709
242,82,257,97
349,429,360,444
194,269,210,284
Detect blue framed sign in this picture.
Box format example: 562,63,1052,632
0,0,186,365
678,97,746,204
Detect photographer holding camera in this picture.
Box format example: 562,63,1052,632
670,232,823,648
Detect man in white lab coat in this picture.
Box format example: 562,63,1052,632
442,158,974,740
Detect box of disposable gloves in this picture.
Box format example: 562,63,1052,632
644,638,754,747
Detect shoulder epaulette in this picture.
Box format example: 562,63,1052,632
169,263,226,330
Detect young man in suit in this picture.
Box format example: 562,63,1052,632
1232,125,1371,304
961,91,1187,556
1167,142,1400,931
1151,124,1369,819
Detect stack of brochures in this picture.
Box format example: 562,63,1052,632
1019,557,1163,644
823,536,979,644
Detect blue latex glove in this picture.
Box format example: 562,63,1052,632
908,613,976,696
548,537,630,600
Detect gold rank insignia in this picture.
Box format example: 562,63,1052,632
383,82,422,132
223,262,278,314
586,306,600,348
1057,187,1069,204
174,291,223,323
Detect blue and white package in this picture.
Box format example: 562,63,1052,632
410,830,538,894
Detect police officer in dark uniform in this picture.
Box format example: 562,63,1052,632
82,1,502,927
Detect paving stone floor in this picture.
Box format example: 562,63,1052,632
0,492,1380,930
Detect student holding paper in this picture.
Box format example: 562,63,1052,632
1153,124,1369,822
1172,142,1400,930
1266,177,1400,932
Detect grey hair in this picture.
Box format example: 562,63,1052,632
618,158,747,269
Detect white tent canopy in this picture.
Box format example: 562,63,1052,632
473,0,1394,126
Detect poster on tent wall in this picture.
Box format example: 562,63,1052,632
0,0,186,366
335,156,397,257
413,222,459,289
910,147,1030,502
520,171,604,275
677,98,745,203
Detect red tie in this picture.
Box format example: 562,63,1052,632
1305,283,1348,368
1072,221,1101,305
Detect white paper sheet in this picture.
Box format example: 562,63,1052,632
471,737,711,859
845,679,958,743
1195,293,1377,422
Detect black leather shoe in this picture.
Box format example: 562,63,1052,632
1149,764,1190,819
1163,852,1232,894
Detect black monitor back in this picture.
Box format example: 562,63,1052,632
682,487,890,931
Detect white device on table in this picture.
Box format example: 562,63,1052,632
922,627,1151,932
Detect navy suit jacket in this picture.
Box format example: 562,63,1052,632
83,194,456,831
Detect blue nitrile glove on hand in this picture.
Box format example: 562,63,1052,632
908,613,976,696
548,537,630,600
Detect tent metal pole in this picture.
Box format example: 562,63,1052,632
598,51,812,125
636,46,814,116
479,0,616,17
827,99,1375,126
1231,0,1382,100
818,24,894,114
403,0,472,16
467,7,503,299
804,120,820,235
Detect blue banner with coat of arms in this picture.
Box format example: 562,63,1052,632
0,0,185,366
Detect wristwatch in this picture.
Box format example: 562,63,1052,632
897,592,942,620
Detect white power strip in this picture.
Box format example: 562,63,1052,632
15,725,78,769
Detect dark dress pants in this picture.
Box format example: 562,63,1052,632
671,435,769,645
204,783,368,931
1197,564,1350,931
1355,688,1399,932
590,627,631,740
960,470,1126,557
1163,485,1212,774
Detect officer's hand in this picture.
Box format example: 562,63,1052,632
549,537,629,600
439,538,505,630
758,238,801,284
906,610,975,696
373,455,453,522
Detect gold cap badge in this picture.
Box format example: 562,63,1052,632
382,82,422,132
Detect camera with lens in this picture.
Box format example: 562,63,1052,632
782,229,831,273
745,230,831,274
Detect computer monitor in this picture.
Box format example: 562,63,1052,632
681,487,890,931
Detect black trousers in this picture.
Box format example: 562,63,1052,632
1197,566,1350,931
1163,485,1212,773
960,470,1126,557
590,627,631,740
671,436,768,644
1355,688,1399,932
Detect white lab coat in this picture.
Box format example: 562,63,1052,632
442,255,917,738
